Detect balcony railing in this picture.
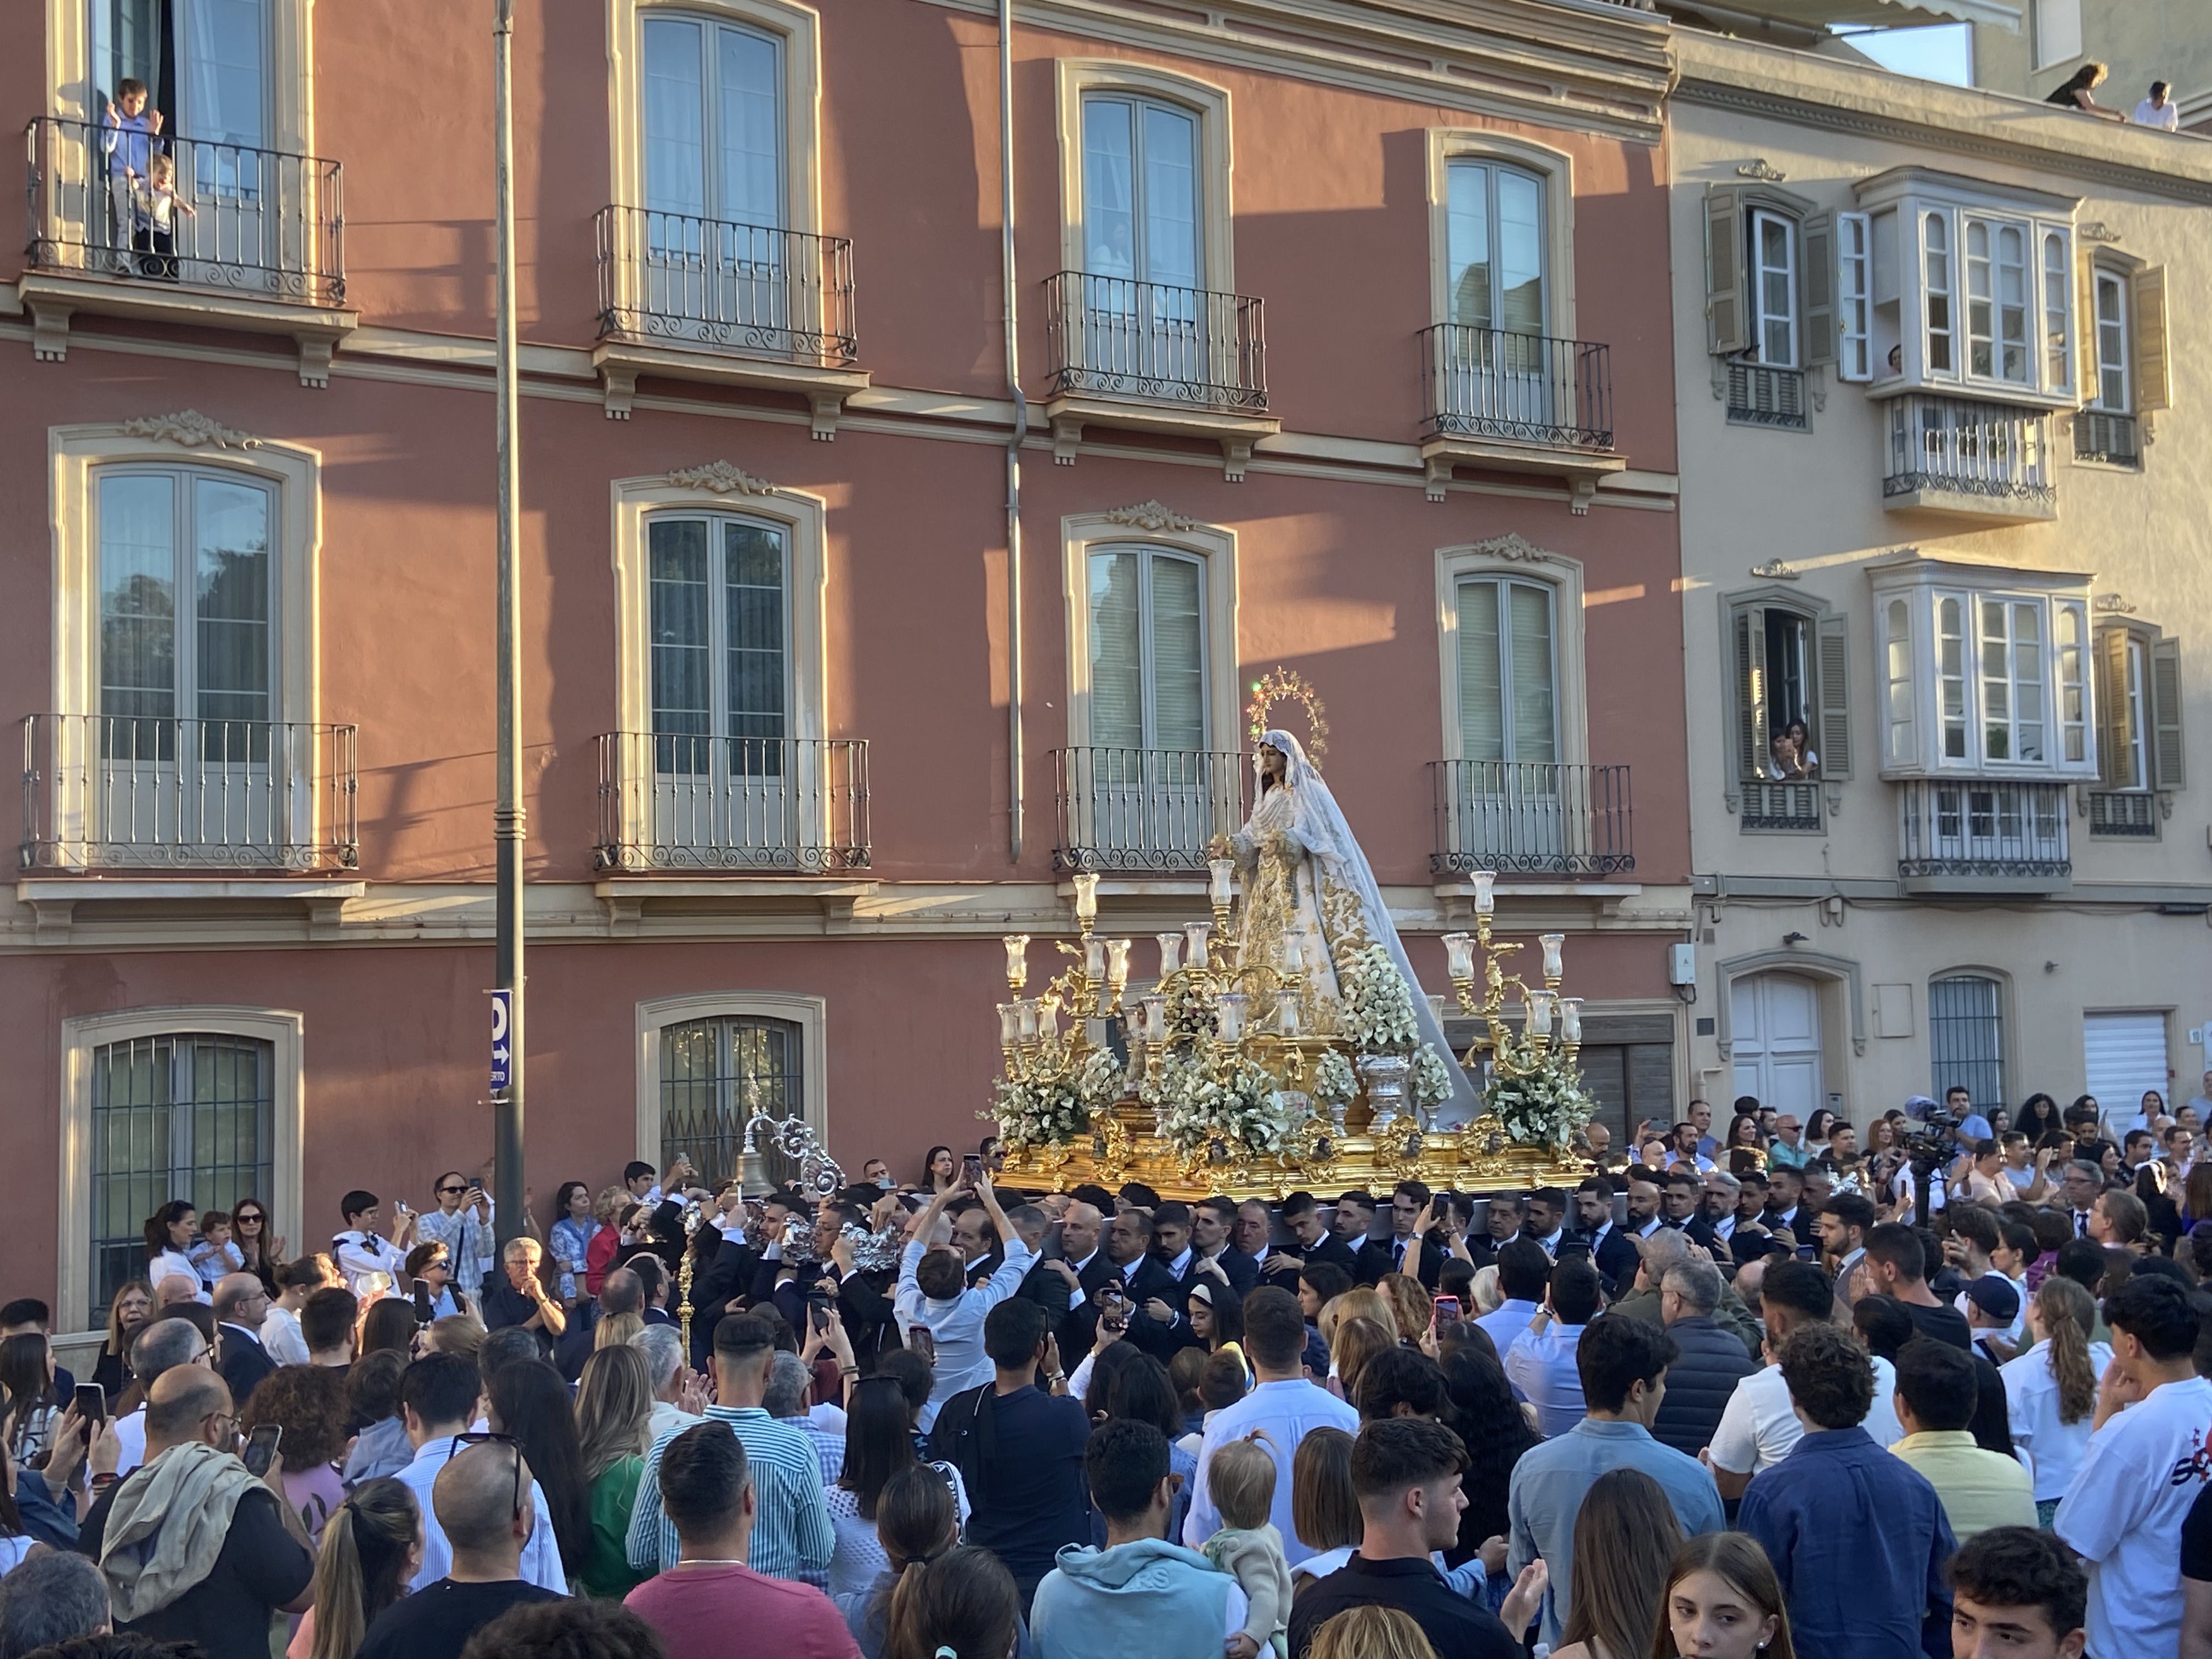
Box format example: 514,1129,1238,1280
2087,789,2158,837
1045,272,1267,413
2074,409,2141,467
1898,780,2070,882
1421,326,1613,450
1740,780,1821,832
26,116,343,304
595,205,857,366
21,714,357,872
1725,361,1808,431
1430,761,1634,877
1884,395,2054,507
1051,747,1250,874
594,732,868,873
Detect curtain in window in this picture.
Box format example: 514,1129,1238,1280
194,477,270,730
1150,555,1205,751
643,19,708,219
1082,98,1199,291
1087,551,1143,749
648,520,712,774
1083,100,1136,280
1086,548,1204,751
100,475,180,725
183,0,264,146
1142,105,1199,293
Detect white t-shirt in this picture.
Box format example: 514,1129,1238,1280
111,1407,149,1478
2056,1375,2212,1658
1705,1355,1904,1476
2136,98,2182,131
261,1304,309,1365
2001,1338,2113,1502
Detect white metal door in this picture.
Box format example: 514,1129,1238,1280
2083,1011,2169,1129
1731,972,1822,1120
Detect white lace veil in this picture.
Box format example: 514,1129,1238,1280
1257,729,1478,1125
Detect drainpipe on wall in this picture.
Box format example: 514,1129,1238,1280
1000,0,1026,866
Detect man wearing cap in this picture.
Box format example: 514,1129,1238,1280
1963,1277,2021,1367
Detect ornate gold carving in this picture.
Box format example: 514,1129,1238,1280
1246,667,1330,762
667,461,777,494
120,410,262,450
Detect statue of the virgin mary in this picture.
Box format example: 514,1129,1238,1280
1213,729,1477,1126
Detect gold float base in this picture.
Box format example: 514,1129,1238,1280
1001,1103,1592,1201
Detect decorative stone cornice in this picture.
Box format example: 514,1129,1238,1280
1102,499,1202,533
1736,158,1788,182
667,461,777,495
1749,558,1801,582
2078,221,2123,244
1465,532,1556,565
2093,591,2137,615
120,410,262,450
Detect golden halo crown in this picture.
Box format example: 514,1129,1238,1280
1245,668,1329,766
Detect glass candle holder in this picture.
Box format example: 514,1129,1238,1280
1471,870,1496,915
997,1003,1023,1048
1140,994,1169,1044
1274,987,1301,1039
1207,857,1235,910
1442,932,1476,983
1183,922,1211,970
1072,872,1099,921
1527,991,1554,1039
1017,1001,1040,1044
1085,938,1108,985
1426,994,1448,1027
1218,991,1248,1043
1156,932,1184,978
1104,938,1131,988
1558,996,1583,1044
1002,934,1029,990
1539,933,1566,981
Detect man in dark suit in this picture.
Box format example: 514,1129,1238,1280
1051,1200,1118,1355
1357,1180,1443,1289
1280,1191,1361,1280
1761,1164,1809,1243
1231,1199,1300,1297
1661,1169,1717,1250
1097,1207,1189,1358
1571,1176,1639,1293
212,1273,278,1409
1463,1193,1525,1272
1189,1197,1260,1295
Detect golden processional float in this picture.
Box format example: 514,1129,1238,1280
992,677,1598,1201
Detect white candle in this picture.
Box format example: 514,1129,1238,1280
1072,872,1099,921
1471,870,1496,915
1208,857,1236,910
1002,933,1029,988
1528,991,1554,1039
1218,992,1248,1042
1274,987,1301,1039
1559,997,1583,1043
1017,1001,1040,1043
1183,922,1212,970
1105,939,1131,988
1442,932,1476,983
1156,932,1184,977
1539,933,1566,981
1140,994,1168,1043
1085,938,1108,984
997,1003,1023,1047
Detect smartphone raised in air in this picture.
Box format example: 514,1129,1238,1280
241,1423,283,1479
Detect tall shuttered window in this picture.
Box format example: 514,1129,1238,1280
1457,578,1557,764
1082,95,1201,291
659,1014,802,1187
647,514,789,776
1088,547,1206,753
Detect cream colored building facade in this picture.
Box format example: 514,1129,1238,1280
1667,32,2212,1127
1973,1,2212,131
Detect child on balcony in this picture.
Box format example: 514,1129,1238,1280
132,151,194,281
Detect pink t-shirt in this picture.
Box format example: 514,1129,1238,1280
625,1564,860,1659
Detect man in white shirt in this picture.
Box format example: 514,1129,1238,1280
2056,1274,2212,1657
1687,1098,1719,1161
2135,80,2182,131
1502,1261,1599,1436
894,1175,1035,1430
331,1188,413,1300
1668,1121,1716,1175
1473,1239,1550,1358
415,1172,496,1293
1705,1257,1902,1499
635,1324,706,1446
1184,1287,1356,1565
394,1350,568,1593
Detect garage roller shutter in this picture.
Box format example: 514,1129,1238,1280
2083,1011,2169,1128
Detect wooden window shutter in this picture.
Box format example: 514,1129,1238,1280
1734,604,1769,781
2151,635,2186,789
2093,625,2132,788
1802,212,1837,369
2076,252,2098,390
2132,266,2171,411
1706,187,1746,357
1816,612,1851,779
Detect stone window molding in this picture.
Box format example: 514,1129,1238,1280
1054,59,1235,294
55,1005,306,1334
634,990,828,1161
1713,949,1866,1059
1427,129,1578,339
44,0,315,157
1433,538,1588,769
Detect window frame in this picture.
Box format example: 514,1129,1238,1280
53,0,314,159
1928,970,2008,1114
1060,509,1238,757
637,10,788,229
1748,207,1799,369
2090,266,2130,413
1837,210,1872,382
1722,586,1852,809
1442,158,1550,336
1079,92,1205,292
57,1004,304,1335
2094,619,2186,798
642,507,794,756
1429,132,1576,338
1436,539,1587,774
1453,573,1560,765
634,991,827,1167
1057,62,1233,300
1086,542,1212,753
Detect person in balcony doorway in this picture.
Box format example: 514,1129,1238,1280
102,78,165,267
1766,721,1818,782
131,152,195,282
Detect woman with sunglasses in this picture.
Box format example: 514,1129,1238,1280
229,1200,287,1296
416,1173,496,1301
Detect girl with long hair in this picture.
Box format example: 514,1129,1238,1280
549,1181,600,1308
1802,1108,1836,1150
242,1364,351,1543
572,1344,654,1598
487,1357,592,1579
143,1201,200,1297
1108,1356,1199,1542
1999,1274,2109,1526
0,1334,61,1467
1554,1469,1683,1659
837,1463,961,1659
92,1278,153,1397
921,1146,957,1194
1375,1275,1432,1348
230,1198,286,1292
886,1543,1020,1659
1651,1533,1794,1659
1187,1278,1245,1356
831,1375,970,1601
2015,1093,2062,1143
1440,1345,1538,1572
360,1297,418,1359
1328,1318,1393,1407
295,1479,421,1659
1316,1287,1397,1347
1308,1607,1437,1659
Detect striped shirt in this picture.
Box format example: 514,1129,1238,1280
627,1404,834,1582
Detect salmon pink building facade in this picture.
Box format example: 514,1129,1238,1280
1,0,1690,1333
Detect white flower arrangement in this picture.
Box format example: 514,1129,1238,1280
988,1045,1127,1150
1311,1048,1358,1106
1481,1045,1595,1153
1154,1051,1305,1160
1410,1043,1456,1114
1342,944,1421,1055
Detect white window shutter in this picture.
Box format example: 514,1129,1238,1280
1734,604,1769,781
2132,266,2171,412
1706,187,1746,357
1802,212,1837,369
1815,612,1851,780
2151,635,2186,789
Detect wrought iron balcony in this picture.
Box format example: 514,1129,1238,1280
2086,789,2158,837
25,116,344,304
594,732,869,874
1740,780,1821,832
2073,409,2141,468
1884,394,2055,521
1044,273,1268,414
1897,780,2070,891
1430,761,1634,878
1725,361,1808,431
21,714,357,872
1421,326,1614,452
596,205,857,366
1051,747,1250,874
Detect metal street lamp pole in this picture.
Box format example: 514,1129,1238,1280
491,0,527,1246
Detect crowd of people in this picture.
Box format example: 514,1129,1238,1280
3,1086,2211,1659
